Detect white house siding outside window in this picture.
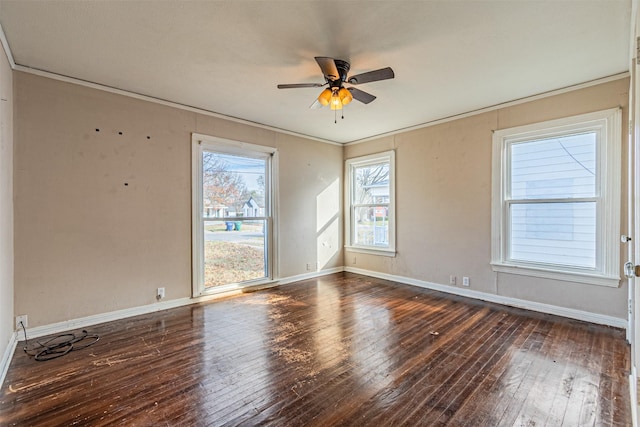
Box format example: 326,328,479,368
491,108,621,287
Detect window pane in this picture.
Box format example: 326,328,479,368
510,202,596,268
203,152,266,218
200,148,269,290
354,162,390,204
204,219,267,287
511,132,596,199
353,206,389,247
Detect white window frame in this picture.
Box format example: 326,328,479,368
191,133,278,297
491,108,621,287
345,150,396,256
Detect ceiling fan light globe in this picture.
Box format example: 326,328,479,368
317,89,332,106
338,88,353,105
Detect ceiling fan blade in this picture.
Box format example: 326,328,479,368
315,56,340,81
348,88,377,104
277,83,325,89
348,67,395,85
309,99,323,109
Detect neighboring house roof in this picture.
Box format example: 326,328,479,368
244,196,264,208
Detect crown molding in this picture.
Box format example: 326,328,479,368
345,72,630,146
0,22,16,68
12,63,343,147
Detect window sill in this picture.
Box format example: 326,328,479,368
345,246,396,257
491,262,620,288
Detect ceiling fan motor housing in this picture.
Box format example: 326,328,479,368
330,59,351,87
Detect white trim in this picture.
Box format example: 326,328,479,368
271,152,280,281
344,266,627,329
0,331,18,389
278,267,344,286
490,263,620,287
345,246,396,257
631,366,638,427
630,0,638,67
491,108,622,287
191,137,204,298
22,297,192,341
0,23,16,68
192,133,277,156
345,73,630,146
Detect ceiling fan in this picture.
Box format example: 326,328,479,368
277,57,395,114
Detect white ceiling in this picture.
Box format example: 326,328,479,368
0,1,632,144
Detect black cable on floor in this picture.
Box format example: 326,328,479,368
20,321,99,361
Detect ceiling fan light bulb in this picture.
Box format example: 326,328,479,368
317,89,331,106
330,92,343,110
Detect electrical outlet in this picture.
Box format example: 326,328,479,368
353,256,357,265
306,263,313,271
449,275,456,285
157,287,165,300
15,315,27,330
462,276,470,287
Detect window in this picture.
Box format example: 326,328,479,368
345,150,396,255
491,108,621,286
192,134,277,296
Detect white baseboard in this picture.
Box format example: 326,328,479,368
344,266,627,329
278,267,344,286
26,266,621,341
0,331,18,390
24,296,193,341
18,267,346,341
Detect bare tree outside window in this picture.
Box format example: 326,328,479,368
202,153,247,216
355,163,389,205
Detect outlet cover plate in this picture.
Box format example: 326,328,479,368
15,315,27,330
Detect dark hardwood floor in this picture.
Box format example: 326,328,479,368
0,272,631,426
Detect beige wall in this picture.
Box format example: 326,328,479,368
345,78,630,318
13,72,343,327
10,69,630,328
0,41,13,359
